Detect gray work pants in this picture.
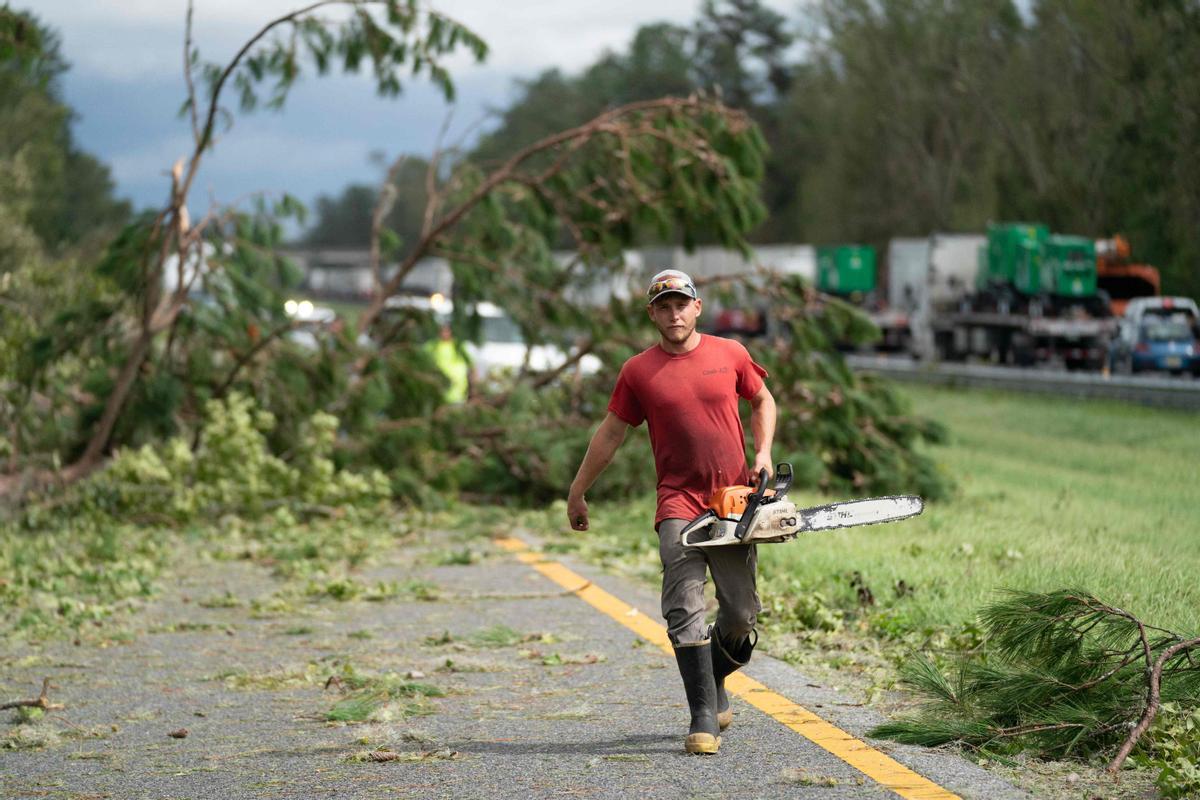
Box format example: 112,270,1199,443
657,517,761,647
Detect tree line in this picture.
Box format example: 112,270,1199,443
306,0,1200,297
0,10,130,258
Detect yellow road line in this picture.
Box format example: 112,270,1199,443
493,535,960,800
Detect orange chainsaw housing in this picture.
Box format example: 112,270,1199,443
707,484,774,519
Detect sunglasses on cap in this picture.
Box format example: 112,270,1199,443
647,277,697,299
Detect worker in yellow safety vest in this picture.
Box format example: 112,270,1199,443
427,324,470,404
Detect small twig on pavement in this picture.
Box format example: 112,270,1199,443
0,678,65,711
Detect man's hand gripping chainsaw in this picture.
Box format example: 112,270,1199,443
679,462,924,548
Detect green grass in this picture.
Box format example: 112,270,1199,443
521,384,1200,640
765,384,1200,635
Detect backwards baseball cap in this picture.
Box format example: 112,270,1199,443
646,269,698,304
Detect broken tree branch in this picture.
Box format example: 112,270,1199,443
369,154,408,296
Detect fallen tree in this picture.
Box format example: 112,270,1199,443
2,1,950,511
0,0,777,500
1,0,486,494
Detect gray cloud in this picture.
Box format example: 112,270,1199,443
37,0,727,78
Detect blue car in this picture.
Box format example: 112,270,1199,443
1109,317,1198,375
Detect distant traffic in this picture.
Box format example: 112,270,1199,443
811,227,1197,377
281,228,1199,380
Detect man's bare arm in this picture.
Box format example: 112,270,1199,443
567,412,630,531
749,384,776,481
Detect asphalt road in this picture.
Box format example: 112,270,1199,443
0,528,1025,800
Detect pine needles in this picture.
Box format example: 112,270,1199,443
870,589,1200,771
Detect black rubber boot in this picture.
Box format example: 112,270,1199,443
710,625,757,731
673,643,721,754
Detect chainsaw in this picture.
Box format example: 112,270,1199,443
679,463,924,548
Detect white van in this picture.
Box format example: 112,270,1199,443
382,294,601,379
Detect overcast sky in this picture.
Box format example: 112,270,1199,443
32,0,798,215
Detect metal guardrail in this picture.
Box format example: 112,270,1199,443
845,355,1200,411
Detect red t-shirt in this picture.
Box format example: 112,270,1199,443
607,334,768,526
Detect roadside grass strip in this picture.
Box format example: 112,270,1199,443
493,535,961,800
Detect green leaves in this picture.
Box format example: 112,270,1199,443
1139,703,1200,798
427,97,767,356
6,6,947,526
194,0,487,137
84,392,391,522
94,216,159,295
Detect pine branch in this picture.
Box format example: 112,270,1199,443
872,591,1200,769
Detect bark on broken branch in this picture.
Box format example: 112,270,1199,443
1107,635,1200,772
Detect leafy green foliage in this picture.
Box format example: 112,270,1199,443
0,514,166,640
870,590,1200,762
1137,703,1200,799
359,271,947,507
789,0,1200,294
760,576,842,632
88,392,390,520
0,1,489,486
4,5,941,526
9,187,335,471
464,0,1200,294
0,11,132,467
431,96,768,344
469,0,791,222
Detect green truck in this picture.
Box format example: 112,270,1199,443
817,245,877,295
833,227,1110,368
980,223,1049,295
1042,235,1097,298
978,224,1098,300
817,244,915,350
932,223,1113,369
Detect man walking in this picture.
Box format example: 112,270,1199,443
566,269,776,755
